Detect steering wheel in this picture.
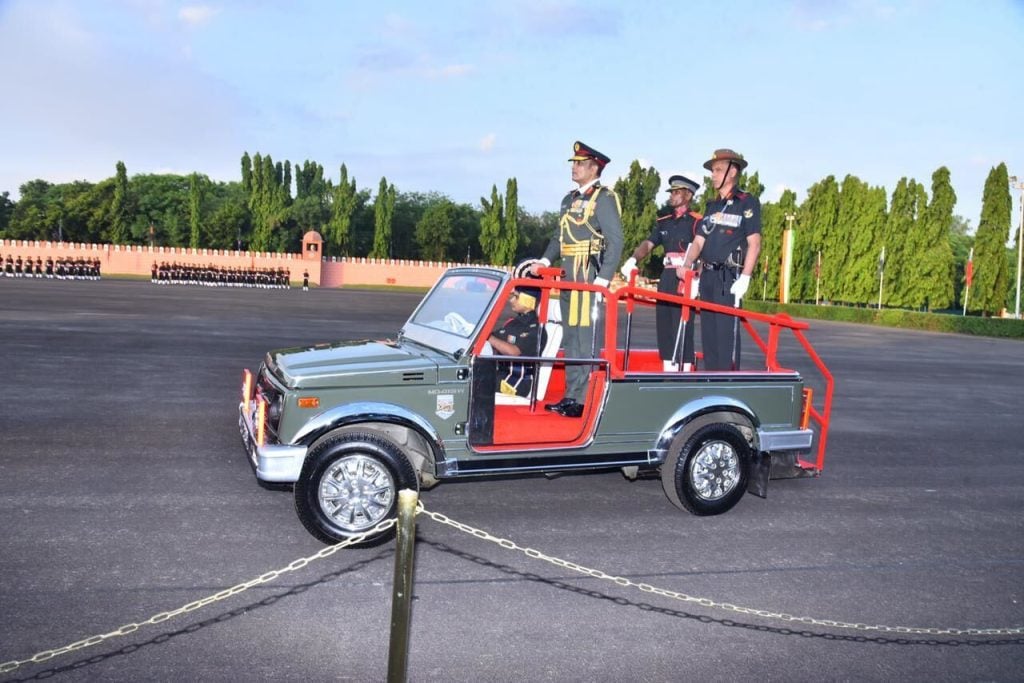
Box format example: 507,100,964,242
443,311,474,335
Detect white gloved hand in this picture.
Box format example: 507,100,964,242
730,274,750,303
663,252,686,268
593,276,609,288
619,257,637,279
689,276,700,299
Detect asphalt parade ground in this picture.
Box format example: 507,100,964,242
1,277,1022,682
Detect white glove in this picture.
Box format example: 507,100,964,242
663,252,686,268
689,276,700,299
730,274,750,303
593,276,609,288
619,257,637,279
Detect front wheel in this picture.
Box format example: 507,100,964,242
661,423,750,516
295,431,418,545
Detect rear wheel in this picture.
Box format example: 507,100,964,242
661,423,750,516
295,431,418,545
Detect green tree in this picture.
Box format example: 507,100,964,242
0,191,14,236
188,172,206,249
479,184,504,264
370,177,396,258
327,164,359,256
415,198,453,261
757,189,797,302
835,179,888,305
970,163,1012,315
130,174,190,246
109,161,131,244
500,178,519,265
916,167,957,311
241,152,252,194
613,160,660,270
515,210,559,262
794,176,839,302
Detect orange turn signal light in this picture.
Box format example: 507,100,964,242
297,397,320,409
256,397,267,446
242,369,253,403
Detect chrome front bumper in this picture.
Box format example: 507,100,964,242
237,402,306,483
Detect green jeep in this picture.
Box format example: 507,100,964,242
239,266,833,544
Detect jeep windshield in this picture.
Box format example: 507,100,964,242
401,269,505,357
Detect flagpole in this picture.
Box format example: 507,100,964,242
815,250,821,305
877,246,885,310
963,247,973,316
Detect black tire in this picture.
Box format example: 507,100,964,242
661,423,750,516
295,431,418,545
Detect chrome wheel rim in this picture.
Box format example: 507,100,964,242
318,454,396,532
688,440,741,501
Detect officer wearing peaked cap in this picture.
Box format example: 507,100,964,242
620,174,703,371
530,141,624,417
680,148,762,371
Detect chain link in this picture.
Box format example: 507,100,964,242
5,503,1023,676
416,504,1024,638
0,519,396,675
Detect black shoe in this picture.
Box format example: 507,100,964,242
545,398,574,412
552,400,584,418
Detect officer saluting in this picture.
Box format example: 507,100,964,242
621,174,703,371
681,148,761,371
531,141,624,417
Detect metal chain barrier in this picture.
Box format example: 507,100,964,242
0,519,396,675
416,504,1024,638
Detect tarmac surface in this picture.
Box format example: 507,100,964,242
1,277,1022,682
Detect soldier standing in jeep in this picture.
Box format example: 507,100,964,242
531,141,624,417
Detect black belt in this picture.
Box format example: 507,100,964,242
702,262,732,271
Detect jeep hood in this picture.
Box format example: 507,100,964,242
268,339,439,389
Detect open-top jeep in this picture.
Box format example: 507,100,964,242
239,266,833,544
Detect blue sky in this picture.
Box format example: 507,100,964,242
2,0,1023,234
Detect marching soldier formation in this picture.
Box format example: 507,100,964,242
151,262,292,288
2,254,101,280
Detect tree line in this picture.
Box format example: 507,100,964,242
0,152,1018,316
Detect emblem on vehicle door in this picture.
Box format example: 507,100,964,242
436,394,455,420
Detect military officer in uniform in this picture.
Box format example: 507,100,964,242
681,148,761,371
530,141,624,417
620,174,703,371
488,281,547,398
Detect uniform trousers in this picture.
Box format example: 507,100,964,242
559,286,602,403
698,268,742,371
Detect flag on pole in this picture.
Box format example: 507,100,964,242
877,246,886,276
965,247,974,287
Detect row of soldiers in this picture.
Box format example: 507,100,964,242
2,254,102,280
152,262,292,288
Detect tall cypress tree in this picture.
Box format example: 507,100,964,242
370,177,396,259
328,164,357,256
188,172,204,249
794,176,839,302
836,178,887,305
501,177,519,266
970,163,1012,315
917,167,956,311
109,161,131,244
757,189,796,302
241,152,252,194
479,184,503,264
882,178,915,307
613,160,660,272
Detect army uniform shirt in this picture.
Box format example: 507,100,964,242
495,310,546,397
648,208,702,295
697,189,761,266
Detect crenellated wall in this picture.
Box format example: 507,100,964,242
0,238,484,288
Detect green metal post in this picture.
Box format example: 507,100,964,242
386,489,418,683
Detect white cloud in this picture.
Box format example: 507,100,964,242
479,133,497,152
178,5,218,27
